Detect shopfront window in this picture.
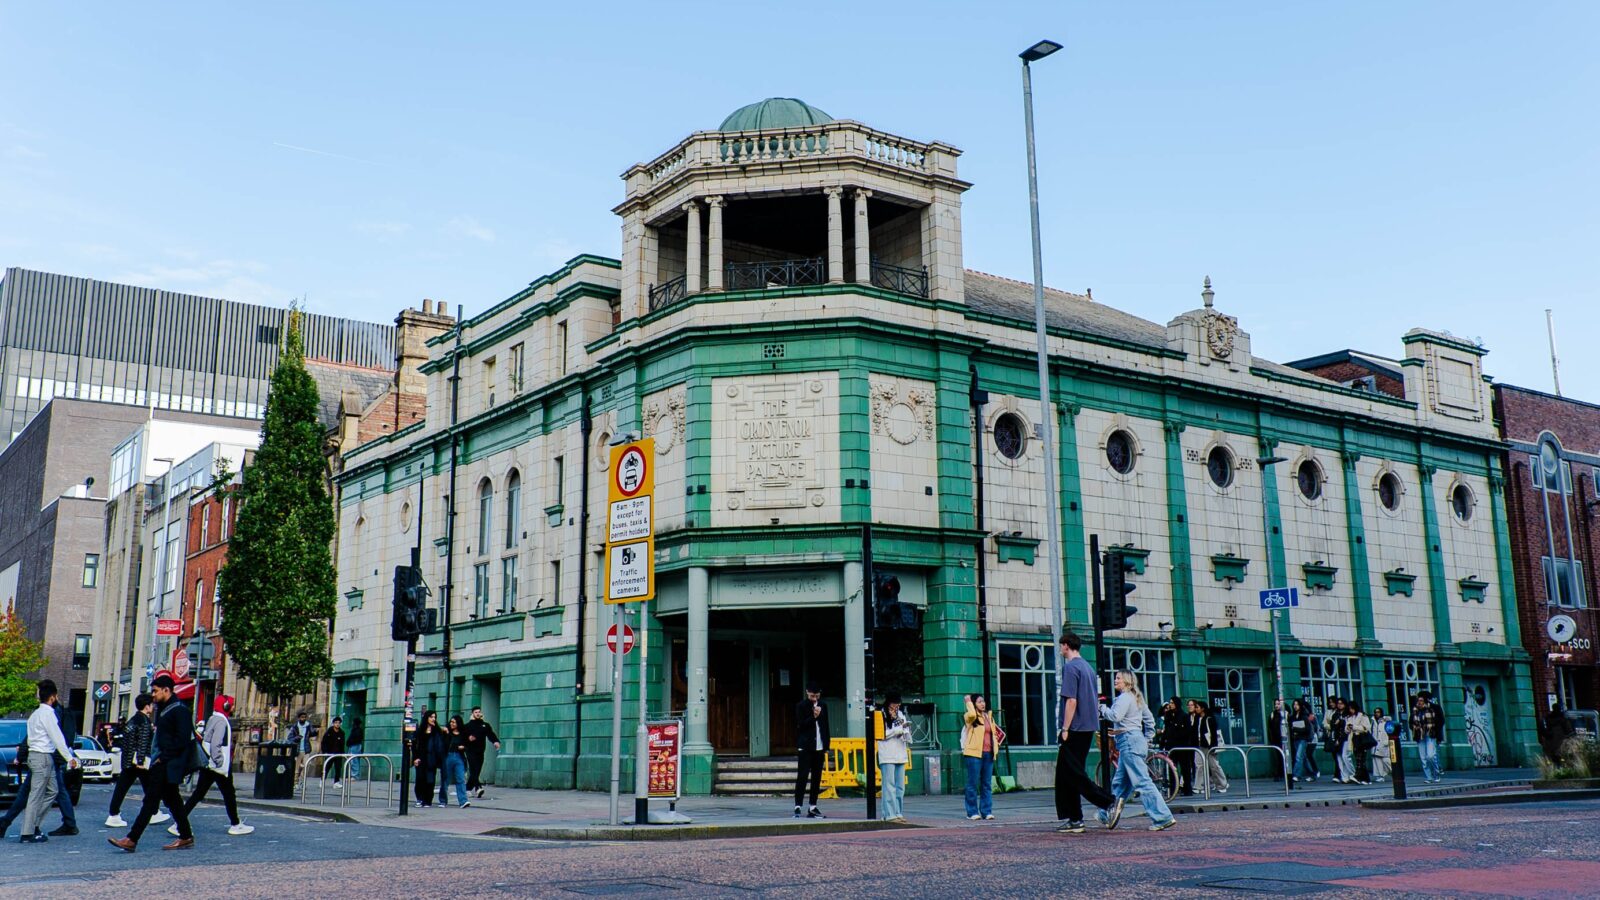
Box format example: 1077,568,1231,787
1300,655,1362,720
1108,646,1178,708
1207,666,1264,745
1383,658,1440,719
998,640,1057,746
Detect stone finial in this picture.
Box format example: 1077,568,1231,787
1202,276,1214,309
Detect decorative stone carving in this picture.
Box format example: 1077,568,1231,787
643,387,688,455
1204,311,1238,360
870,378,935,446
723,376,829,510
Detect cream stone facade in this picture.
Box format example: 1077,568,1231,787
328,98,1536,794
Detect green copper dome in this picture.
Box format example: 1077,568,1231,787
717,98,834,132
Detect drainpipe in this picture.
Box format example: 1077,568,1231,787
443,306,463,718
971,367,992,698
571,387,593,788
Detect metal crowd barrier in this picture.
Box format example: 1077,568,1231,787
297,753,395,807
1241,744,1292,797
1209,745,1249,797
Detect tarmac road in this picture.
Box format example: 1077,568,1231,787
5,783,1598,898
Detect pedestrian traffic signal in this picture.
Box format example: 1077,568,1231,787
392,565,432,641
1100,549,1137,630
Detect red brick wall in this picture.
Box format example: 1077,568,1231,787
1495,384,1600,714
1296,360,1406,399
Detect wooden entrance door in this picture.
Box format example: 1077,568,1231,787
768,644,802,754
709,639,750,753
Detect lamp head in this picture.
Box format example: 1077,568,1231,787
1258,455,1288,467
1020,39,1063,62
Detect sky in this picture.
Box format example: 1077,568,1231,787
3,2,1597,396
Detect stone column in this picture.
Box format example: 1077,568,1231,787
824,187,844,284
705,196,724,292
685,566,711,751
842,560,865,738
853,189,872,284
683,200,702,295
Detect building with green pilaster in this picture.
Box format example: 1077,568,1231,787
328,98,1536,795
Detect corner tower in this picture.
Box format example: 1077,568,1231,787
614,98,970,319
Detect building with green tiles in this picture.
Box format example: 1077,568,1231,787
328,98,1536,797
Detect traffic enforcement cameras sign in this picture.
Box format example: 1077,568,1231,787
604,438,655,603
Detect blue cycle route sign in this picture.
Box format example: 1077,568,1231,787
1259,587,1299,610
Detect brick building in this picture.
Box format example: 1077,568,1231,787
1493,384,1600,725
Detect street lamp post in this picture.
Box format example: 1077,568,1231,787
1258,454,1292,790
148,457,176,690
1019,38,1067,730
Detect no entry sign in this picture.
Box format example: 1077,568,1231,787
606,623,635,655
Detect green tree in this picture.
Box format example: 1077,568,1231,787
0,609,48,715
218,311,337,703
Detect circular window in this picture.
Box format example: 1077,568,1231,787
400,502,412,531
1206,446,1235,489
993,413,1027,461
1105,430,1136,475
1296,459,1323,501
1451,483,1475,522
1378,472,1402,512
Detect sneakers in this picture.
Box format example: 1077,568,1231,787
793,806,803,818
476,787,486,799
1106,798,1125,830
806,806,824,819
968,814,981,821
460,800,471,808
983,814,996,821
20,833,48,844
105,815,128,828
1057,820,1085,834
331,781,343,790
168,824,181,836
1149,819,1176,832
150,811,171,824
228,823,255,836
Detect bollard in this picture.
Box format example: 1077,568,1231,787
1387,720,1406,800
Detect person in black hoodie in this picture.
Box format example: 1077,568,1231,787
105,693,164,828
411,711,445,808
109,675,195,852
792,684,830,819
464,707,501,799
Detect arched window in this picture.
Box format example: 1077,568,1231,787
477,479,493,555
505,471,522,549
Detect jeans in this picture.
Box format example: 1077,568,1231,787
879,762,905,820
346,743,362,779
1108,732,1174,826
1293,740,1316,780
0,769,30,833
442,753,468,806
963,752,994,818
20,754,59,836
1418,736,1441,781
1337,741,1355,781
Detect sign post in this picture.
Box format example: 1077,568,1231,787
603,438,655,826
1260,587,1298,791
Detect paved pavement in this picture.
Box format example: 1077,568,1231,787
10,783,1600,898
223,765,1537,839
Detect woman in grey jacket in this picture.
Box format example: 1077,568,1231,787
1098,671,1176,832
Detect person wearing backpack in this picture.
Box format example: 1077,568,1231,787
108,674,196,852
170,695,253,836
1191,700,1229,794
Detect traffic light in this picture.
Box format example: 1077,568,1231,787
392,565,432,641
873,571,921,630
1099,549,1138,630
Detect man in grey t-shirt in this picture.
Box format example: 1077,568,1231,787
1055,631,1115,832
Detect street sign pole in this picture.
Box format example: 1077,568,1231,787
609,601,624,826
601,437,655,827
635,605,650,824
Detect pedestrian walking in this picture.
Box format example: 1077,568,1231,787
108,674,196,852
411,710,444,808
1193,700,1229,794
1096,670,1176,832
47,698,81,836
1410,691,1445,783
792,684,830,819
1163,698,1198,795
169,695,253,836
105,694,170,828
877,693,910,823
1370,707,1392,782
1054,632,1116,834
346,717,365,780
14,680,81,844
1268,698,1286,782
287,711,317,755
442,716,471,808
1289,698,1318,783
464,707,501,798
1324,697,1351,782
320,716,347,789
961,693,1001,821
1345,700,1374,784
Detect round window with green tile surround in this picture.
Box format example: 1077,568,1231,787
1106,429,1136,475
1206,446,1234,489
1378,471,1402,512
994,413,1027,461
1451,482,1474,522
1296,459,1323,501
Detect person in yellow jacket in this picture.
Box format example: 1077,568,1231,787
962,694,1002,820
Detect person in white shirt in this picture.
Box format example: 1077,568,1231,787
19,679,79,844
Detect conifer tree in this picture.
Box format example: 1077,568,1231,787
218,310,336,703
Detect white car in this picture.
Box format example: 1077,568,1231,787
73,735,117,782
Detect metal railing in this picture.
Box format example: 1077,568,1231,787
870,259,929,298
724,257,824,292
1241,744,1292,798
296,753,395,808
1168,745,1290,800
648,275,687,312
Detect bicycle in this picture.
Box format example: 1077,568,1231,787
1102,735,1181,803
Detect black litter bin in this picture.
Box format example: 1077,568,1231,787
254,742,298,799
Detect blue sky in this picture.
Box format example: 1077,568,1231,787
4,2,1596,395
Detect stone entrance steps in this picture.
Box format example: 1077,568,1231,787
714,756,797,796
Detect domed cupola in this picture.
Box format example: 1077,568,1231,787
717,98,834,132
